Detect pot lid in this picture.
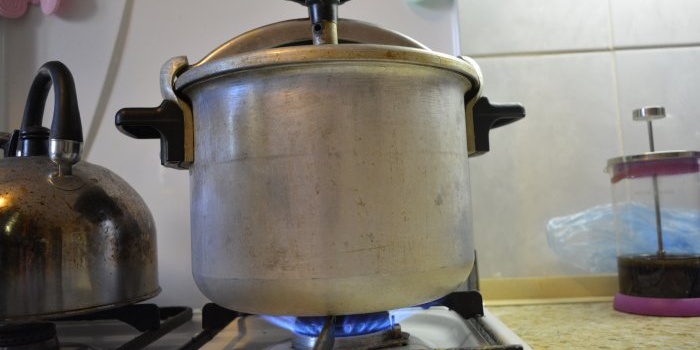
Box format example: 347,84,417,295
173,18,481,94
607,150,700,183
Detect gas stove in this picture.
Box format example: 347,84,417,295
0,291,530,350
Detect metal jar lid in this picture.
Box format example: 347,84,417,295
606,150,700,183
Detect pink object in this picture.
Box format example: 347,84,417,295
614,293,700,317
35,0,60,15
0,0,60,18
0,0,29,18
608,152,700,184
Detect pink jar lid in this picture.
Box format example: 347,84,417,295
607,151,700,184
614,293,700,317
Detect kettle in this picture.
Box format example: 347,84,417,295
0,61,159,321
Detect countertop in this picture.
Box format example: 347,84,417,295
489,301,700,349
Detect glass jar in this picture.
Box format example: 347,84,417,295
606,151,700,316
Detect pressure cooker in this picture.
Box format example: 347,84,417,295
115,1,524,316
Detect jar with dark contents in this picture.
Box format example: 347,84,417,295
606,151,700,316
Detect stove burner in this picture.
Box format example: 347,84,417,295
294,311,393,337
262,312,409,350
0,322,58,350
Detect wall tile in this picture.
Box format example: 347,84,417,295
343,0,458,54
614,47,700,155
469,53,620,277
458,0,611,56
611,0,700,48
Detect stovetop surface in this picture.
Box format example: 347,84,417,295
49,307,527,350
6,292,529,350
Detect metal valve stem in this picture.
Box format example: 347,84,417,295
633,106,666,256
633,106,665,152
307,0,339,45
287,0,351,45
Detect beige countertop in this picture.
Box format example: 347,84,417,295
489,301,700,349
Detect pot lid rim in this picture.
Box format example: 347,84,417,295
173,44,481,92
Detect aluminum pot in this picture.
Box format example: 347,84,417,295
0,62,159,321
116,18,524,316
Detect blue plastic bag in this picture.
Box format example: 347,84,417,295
546,203,700,273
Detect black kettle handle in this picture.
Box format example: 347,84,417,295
17,61,83,158
0,131,18,158
468,96,525,157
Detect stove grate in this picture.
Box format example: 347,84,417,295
56,304,193,350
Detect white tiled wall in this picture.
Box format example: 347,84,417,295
459,0,700,277
616,48,700,153
610,0,700,48
459,0,611,56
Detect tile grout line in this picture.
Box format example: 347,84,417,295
607,0,625,158
465,42,700,60
0,19,5,131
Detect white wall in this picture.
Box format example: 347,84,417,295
460,0,700,278
0,0,459,308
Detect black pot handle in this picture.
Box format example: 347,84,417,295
467,96,525,157
115,57,192,170
115,100,189,169
16,61,83,169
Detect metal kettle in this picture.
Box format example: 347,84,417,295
0,61,159,321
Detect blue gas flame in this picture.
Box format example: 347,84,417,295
264,311,397,337
262,297,446,337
